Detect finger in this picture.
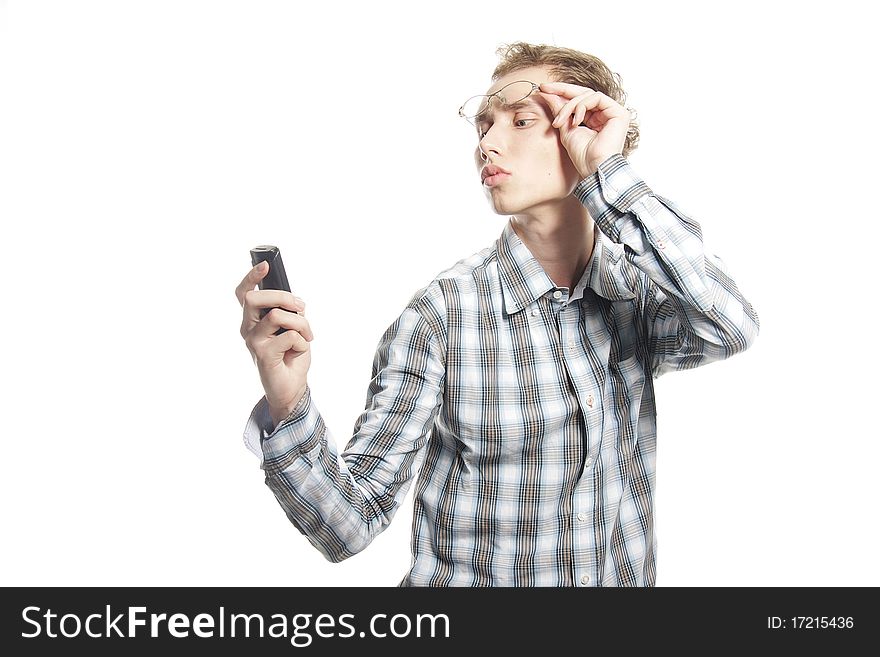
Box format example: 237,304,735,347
536,91,565,115
581,91,628,118
573,100,589,127
251,307,314,342
556,90,624,126
241,290,306,338
277,327,310,356
552,92,593,128
235,261,268,306
539,81,594,99
253,328,310,368
244,289,304,315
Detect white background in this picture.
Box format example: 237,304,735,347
1,0,877,586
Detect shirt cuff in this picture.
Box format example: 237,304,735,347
241,385,317,464
573,154,653,240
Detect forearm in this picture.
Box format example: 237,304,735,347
241,301,446,562
246,387,386,563
574,155,716,309
574,154,759,371
643,253,759,371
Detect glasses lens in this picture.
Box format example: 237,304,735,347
459,81,535,121
460,95,490,120
496,80,535,106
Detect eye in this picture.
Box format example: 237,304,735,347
477,115,535,140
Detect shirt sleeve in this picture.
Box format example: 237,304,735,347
241,295,446,562
573,154,760,378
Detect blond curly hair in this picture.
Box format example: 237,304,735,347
491,42,640,157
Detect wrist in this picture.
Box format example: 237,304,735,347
268,407,289,429
268,385,308,428
582,152,619,179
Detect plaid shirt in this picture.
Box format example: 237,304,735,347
243,154,760,586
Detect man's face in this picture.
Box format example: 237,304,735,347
472,65,581,217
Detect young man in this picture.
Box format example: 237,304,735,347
235,42,759,586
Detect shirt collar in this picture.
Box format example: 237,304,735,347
497,219,636,316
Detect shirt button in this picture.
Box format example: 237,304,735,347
553,290,563,299
584,457,593,468
586,394,594,408
656,239,666,249
531,308,539,317
577,512,587,522
581,574,591,585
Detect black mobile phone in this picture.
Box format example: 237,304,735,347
250,245,296,335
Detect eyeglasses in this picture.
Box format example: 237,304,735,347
458,80,539,125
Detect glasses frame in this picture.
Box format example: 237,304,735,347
458,80,540,125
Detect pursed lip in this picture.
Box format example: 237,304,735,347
480,164,511,182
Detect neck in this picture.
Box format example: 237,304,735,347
510,202,596,291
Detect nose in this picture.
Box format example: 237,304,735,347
478,131,500,162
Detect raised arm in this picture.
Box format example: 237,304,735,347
538,82,759,377
573,154,760,377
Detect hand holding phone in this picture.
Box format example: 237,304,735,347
239,244,311,425
250,245,296,334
